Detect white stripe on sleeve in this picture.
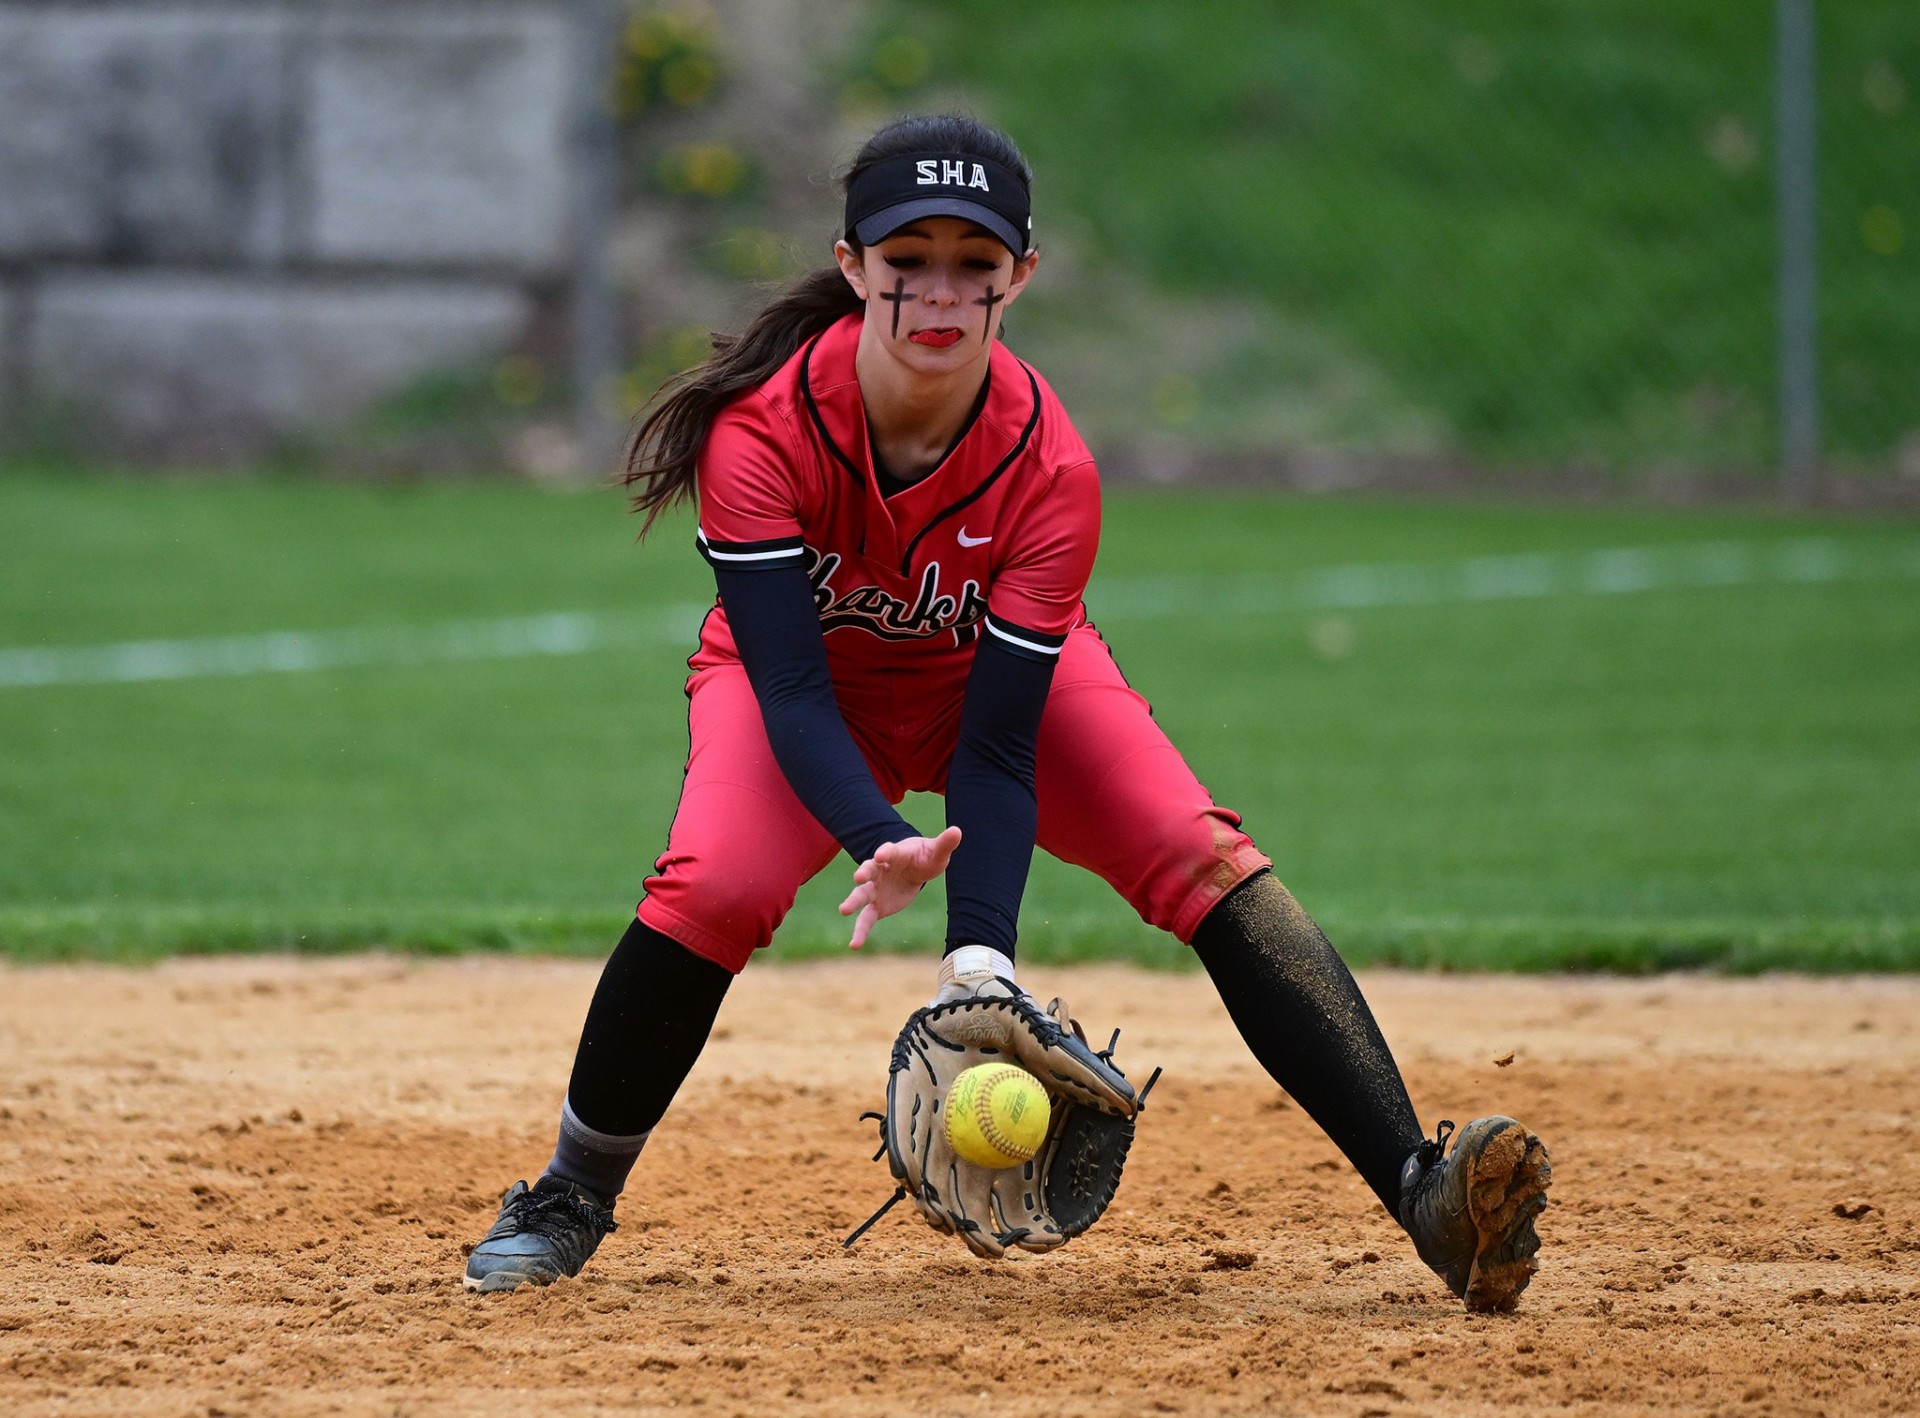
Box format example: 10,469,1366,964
984,619,1064,656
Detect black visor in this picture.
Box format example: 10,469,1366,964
844,152,1031,257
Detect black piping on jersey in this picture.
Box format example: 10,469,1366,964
869,372,993,499
799,336,867,493
799,333,1042,580
1046,610,1160,719
684,605,718,695
896,363,1042,578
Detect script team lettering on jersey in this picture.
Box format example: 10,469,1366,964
807,547,988,644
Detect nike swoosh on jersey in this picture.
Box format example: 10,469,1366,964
956,528,992,547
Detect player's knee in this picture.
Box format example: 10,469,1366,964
698,880,790,951
1181,806,1264,891
640,874,794,972
1129,807,1270,941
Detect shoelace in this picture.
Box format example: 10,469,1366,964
509,1186,617,1242
1400,1119,1458,1215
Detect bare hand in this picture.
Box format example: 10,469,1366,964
838,826,963,950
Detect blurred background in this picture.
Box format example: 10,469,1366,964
3,0,1915,485
2,0,1916,968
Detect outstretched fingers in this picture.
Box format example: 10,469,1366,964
837,828,964,950
845,900,882,950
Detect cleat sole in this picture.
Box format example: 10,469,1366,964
1460,1119,1552,1313
464,1266,560,1294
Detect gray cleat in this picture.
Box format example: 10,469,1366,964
464,1176,617,1293
1397,1115,1551,1312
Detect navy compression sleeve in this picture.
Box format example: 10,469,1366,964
711,563,917,863
941,615,1064,955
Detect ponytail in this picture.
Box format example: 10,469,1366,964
620,265,860,534
620,113,1031,535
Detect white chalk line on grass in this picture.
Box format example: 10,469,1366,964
1087,536,1920,619
0,607,710,690
3,537,1916,690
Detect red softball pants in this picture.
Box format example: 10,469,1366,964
637,624,1271,973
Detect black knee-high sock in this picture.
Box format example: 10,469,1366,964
544,919,732,1200
1190,869,1425,1214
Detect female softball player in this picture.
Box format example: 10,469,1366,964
464,115,1550,1310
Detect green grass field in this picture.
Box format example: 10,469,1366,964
3,469,1917,970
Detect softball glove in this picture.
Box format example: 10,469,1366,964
846,947,1160,1258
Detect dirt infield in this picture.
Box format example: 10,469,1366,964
1,957,1916,1416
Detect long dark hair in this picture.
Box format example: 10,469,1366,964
619,114,1033,533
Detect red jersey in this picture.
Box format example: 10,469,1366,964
691,314,1099,722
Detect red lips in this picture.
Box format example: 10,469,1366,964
908,328,964,348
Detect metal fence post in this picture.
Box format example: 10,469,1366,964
1775,0,1820,490
572,0,622,480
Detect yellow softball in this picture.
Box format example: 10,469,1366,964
944,1063,1051,1169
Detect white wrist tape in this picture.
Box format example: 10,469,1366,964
931,944,1016,1004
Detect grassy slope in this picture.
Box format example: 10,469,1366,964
889,1,1917,468
2,472,1916,969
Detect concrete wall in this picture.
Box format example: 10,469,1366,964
0,0,570,457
